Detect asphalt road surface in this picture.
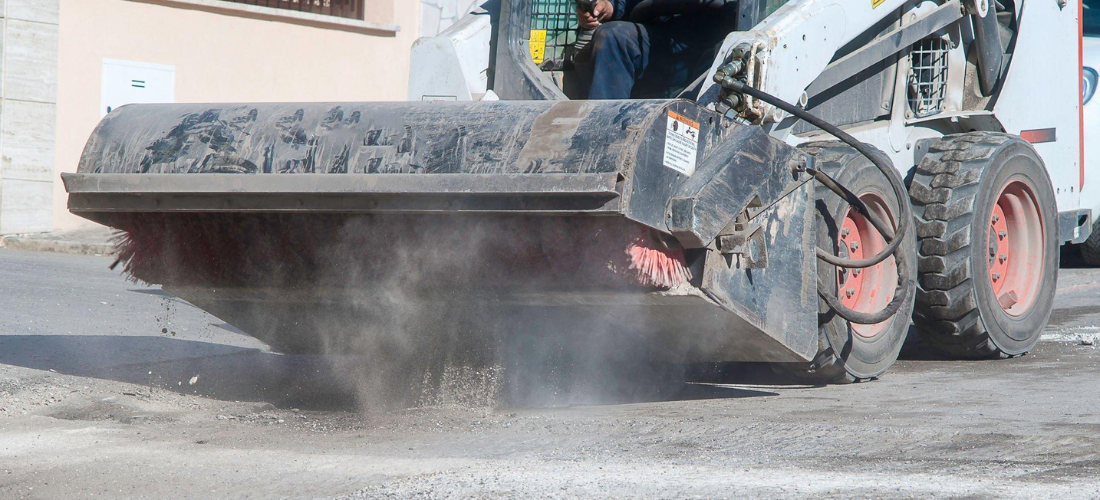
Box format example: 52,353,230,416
1,247,1099,499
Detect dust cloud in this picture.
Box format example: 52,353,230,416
303,215,692,411
114,212,702,412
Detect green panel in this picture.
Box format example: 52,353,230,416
530,0,579,70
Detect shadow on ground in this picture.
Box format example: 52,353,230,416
0,334,360,410
0,334,786,411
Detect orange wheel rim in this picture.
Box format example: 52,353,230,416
837,193,899,338
988,180,1044,316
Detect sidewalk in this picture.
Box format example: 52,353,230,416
0,225,115,256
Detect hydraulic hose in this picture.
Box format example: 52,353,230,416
726,81,912,268
720,80,914,324
808,168,904,269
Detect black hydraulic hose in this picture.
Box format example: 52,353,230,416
817,273,910,325
809,166,896,241
726,81,911,269
723,81,914,324
809,169,904,269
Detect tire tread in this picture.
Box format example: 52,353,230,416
909,132,1026,358
1081,221,1100,266
795,141,915,382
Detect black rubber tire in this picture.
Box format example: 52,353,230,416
795,142,917,383
908,132,1058,359
1081,220,1100,266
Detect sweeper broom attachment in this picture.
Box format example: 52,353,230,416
65,99,822,363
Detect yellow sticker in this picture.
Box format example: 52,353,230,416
530,29,547,65
871,0,885,8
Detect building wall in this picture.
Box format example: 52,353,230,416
53,0,420,230
0,1,59,234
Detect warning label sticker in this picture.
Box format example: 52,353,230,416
529,30,547,65
663,110,700,176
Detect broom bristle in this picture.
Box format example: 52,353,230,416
625,230,692,289
107,213,693,291
109,230,138,273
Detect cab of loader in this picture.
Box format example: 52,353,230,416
412,0,1020,136
490,0,778,101
409,0,789,103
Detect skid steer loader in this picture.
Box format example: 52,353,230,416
64,0,1088,383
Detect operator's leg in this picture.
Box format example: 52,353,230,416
631,20,724,98
574,21,650,99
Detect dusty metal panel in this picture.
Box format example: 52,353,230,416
622,101,736,231
68,97,822,363
63,172,624,215
666,125,807,248
79,100,667,176
68,192,623,215
62,172,620,195
698,181,818,361
1059,209,1093,244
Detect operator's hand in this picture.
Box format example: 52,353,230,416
578,0,614,29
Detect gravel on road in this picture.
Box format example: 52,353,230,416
1,248,1099,499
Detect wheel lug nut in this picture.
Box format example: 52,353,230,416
850,242,860,251
998,253,1007,263
841,228,851,237
992,272,1001,281
992,214,1001,223
846,288,856,298
998,230,1007,240
852,269,862,277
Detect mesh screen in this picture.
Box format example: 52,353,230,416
907,37,949,118
530,0,580,71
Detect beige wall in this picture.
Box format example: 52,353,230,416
54,0,420,230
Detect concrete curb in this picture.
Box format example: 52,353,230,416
0,228,116,257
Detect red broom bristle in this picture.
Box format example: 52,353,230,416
107,214,693,291
625,229,692,289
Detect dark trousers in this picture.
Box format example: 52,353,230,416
573,18,723,100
